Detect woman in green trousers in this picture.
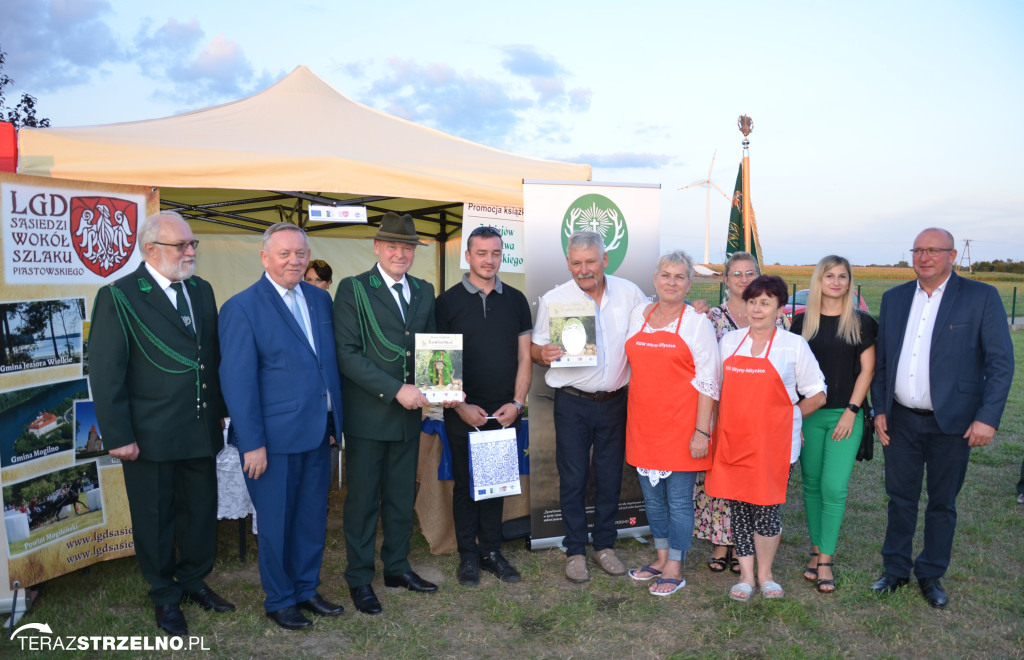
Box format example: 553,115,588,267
791,255,877,593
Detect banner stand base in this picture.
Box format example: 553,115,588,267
528,526,651,551
2,587,36,629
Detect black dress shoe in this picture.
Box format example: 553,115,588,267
183,586,236,613
267,605,312,630
297,593,345,617
350,585,382,615
870,574,910,594
479,551,521,583
918,577,948,608
155,603,188,637
383,571,438,593
458,556,480,586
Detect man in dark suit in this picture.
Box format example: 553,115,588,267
219,223,345,630
90,211,234,637
870,227,1014,608
333,212,438,615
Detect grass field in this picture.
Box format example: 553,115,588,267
5,337,1022,659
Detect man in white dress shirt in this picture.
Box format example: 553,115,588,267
870,227,1014,608
531,231,648,583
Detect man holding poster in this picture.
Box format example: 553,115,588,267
89,211,233,637
435,226,533,586
531,231,647,583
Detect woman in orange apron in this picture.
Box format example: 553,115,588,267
706,275,826,602
624,251,720,596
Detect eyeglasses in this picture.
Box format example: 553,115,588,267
728,270,758,279
469,226,501,238
910,248,953,257
152,240,199,252
309,259,328,268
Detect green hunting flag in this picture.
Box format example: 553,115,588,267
725,162,764,270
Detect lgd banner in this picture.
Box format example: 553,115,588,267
3,181,145,285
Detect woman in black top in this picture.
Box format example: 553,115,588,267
791,255,877,593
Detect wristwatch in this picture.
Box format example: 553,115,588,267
847,403,861,413
512,401,525,415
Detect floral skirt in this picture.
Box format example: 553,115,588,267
692,472,732,545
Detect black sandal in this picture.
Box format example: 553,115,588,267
728,547,740,574
707,547,729,573
816,562,835,593
803,552,819,582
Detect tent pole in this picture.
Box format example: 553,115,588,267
438,210,448,291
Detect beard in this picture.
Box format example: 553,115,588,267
165,257,196,281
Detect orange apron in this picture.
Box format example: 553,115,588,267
705,329,793,506
624,304,712,472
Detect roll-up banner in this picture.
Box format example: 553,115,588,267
1,172,156,608
523,181,659,550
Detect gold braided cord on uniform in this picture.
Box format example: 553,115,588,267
106,285,201,400
350,278,403,362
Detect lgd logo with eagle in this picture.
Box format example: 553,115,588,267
69,197,138,277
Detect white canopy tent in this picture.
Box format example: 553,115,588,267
15,66,591,297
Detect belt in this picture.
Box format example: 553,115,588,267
559,385,627,402
897,402,934,416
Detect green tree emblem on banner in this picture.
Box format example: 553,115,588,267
560,194,629,273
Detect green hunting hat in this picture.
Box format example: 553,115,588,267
373,212,427,246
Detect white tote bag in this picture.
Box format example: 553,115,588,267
469,426,522,501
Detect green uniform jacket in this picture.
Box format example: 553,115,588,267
333,267,435,442
89,263,226,461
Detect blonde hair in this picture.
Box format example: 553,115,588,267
802,255,860,345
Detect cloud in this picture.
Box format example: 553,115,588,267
500,45,590,111
568,88,592,112
353,47,592,148
569,152,676,168
133,17,204,57
1,5,272,109
132,20,269,104
500,45,564,78
360,57,532,144
0,0,124,90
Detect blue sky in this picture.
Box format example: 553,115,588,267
2,0,1022,266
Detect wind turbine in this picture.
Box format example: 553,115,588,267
678,150,730,264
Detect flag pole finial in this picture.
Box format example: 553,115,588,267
738,115,753,151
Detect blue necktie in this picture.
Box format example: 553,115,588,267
287,289,312,348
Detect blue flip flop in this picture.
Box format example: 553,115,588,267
629,565,662,582
649,577,685,596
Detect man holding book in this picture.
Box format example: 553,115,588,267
435,225,533,586
333,212,437,615
531,231,647,583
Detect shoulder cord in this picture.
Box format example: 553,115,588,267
106,285,201,400
350,278,404,362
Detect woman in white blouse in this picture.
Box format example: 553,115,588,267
624,250,720,596
705,275,826,602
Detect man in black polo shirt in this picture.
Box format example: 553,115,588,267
435,226,533,586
